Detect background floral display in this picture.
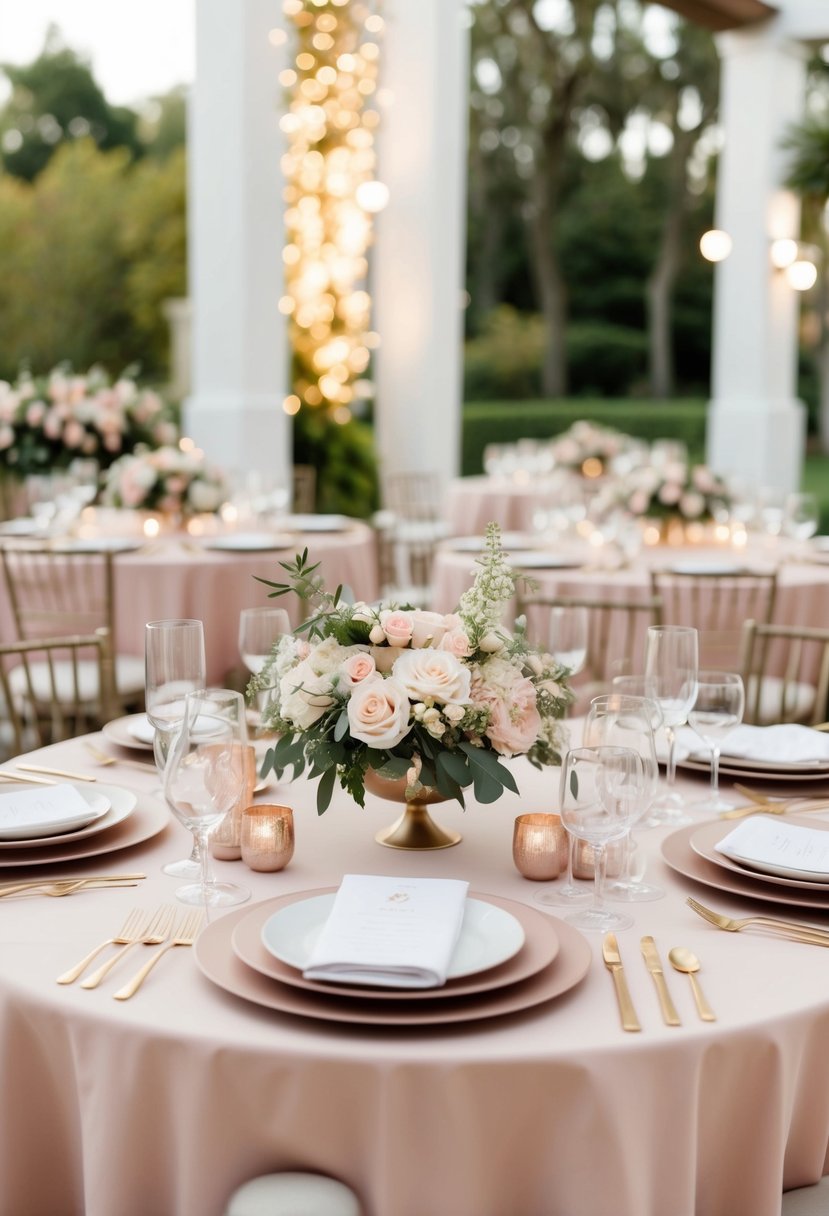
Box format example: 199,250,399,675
0,365,178,479
99,443,228,516
254,525,573,814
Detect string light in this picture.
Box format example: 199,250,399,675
279,0,386,422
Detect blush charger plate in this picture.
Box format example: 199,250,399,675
689,815,829,890
0,791,168,869
234,888,559,1002
195,892,592,1027
0,783,137,850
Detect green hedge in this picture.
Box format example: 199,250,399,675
461,399,708,476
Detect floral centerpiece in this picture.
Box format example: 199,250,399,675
99,444,229,517
550,420,632,478
253,524,572,824
613,460,731,522
0,365,179,480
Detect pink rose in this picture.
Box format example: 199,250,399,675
392,648,471,704
380,610,414,647
440,628,473,658
485,675,541,756
63,420,85,449
339,652,378,690
409,611,447,648
347,678,411,748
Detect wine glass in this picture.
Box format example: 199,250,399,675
583,694,663,902
687,671,745,813
163,692,247,909
239,606,292,721
557,745,643,933
644,625,699,827
145,619,206,878
782,492,819,553
532,604,592,910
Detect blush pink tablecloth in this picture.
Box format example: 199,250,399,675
0,730,828,1216
0,522,378,684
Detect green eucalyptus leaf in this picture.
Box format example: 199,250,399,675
316,766,337,815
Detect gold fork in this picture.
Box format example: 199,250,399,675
81,905,176,989
0,878,140,900
114,910,205,1001
83,742,156,775
687,896,829,946
57,907,150,985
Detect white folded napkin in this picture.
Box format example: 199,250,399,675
0,783,99,839
679,723,829,766
716,816,829,878
303,874,469,989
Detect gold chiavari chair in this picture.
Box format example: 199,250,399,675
650,566,778,672
0,543,144,714
379,472,449,606
739,619,829,726
0,628,116,756
292,465,317,514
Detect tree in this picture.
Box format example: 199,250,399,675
0,25,140,181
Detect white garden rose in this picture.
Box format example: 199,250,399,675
409,610,448,648
347,677,411,748
279,659,335,730
392,647,471,705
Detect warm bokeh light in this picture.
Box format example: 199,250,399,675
770,238,798,270
280,0,384,421
786,259,818,292
699,229,732,263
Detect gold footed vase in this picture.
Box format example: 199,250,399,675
363,769,461,850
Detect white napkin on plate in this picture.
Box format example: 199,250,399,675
303,874,469,989
716,816,829,877
679,723,829,766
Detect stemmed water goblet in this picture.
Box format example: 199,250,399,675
162,692,246,910
687,671,745,813
533,604,592,910
782,492,819,556
238,606,292,721
643,625,699,827
557,745,644,933
145,618,206,878
583,694,663,902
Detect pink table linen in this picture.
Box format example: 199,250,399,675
0,523,378,684
0,732,828,1216
445,475,562,536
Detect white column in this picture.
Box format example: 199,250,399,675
184,0,291,490
372,0,469,487
706,25,808,493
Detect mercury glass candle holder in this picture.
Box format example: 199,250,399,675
572,836,625,881
512,813,568,881
241,804,295,872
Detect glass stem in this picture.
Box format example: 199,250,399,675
665,725,677,787
710,745,721,797
564,833,578,891
592,843,607,914
197,827,211,894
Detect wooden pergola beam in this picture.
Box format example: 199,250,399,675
658,0,777,32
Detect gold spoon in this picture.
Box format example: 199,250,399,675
668,947,716,1022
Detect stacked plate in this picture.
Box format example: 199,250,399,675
0,780,168,869
661,813,829,911
200,532,294,553
284,514,351,533
194,886,592,1027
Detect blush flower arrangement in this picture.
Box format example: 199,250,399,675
0,365,178,479
613,460,731,521
550,420,632,477
253,523,573,814
99,443,229,516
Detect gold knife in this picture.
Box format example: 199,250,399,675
602,933,641,1032
14,764,97,783
640,936,681,1026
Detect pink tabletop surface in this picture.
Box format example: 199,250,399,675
445,475,560,536
0,522,378,684
1,728,828,1216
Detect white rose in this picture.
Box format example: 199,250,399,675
278,659,334,730
409,610,448,648
392,648,471,705
347,678,411,748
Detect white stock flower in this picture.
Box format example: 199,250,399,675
278,659,335,729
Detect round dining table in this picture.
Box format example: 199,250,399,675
1,726,828,1216
0,518,378,685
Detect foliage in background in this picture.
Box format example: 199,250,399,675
292,409,378,518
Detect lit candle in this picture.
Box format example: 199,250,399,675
143,516,160,539
241,804,295,872
512,813,568,881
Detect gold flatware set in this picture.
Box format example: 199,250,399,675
687,896,829,946
603,932,716,1031
721,784,829,819
0,873,145,899
57,905,205,999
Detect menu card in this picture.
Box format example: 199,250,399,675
303,874,469,989
0,784,92,834
716,816,829,877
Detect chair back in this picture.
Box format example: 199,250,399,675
382,471,445,522
739,619,829,726
0,628,116,755
292,465,317,514
517,592,663,711
0,543,117,642
650,567,777,671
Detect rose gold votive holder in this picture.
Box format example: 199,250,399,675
241,804,295,872
572,837,625,880
512,813,568,881
210,744,257,861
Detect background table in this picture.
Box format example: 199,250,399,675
1,730,828,1216
0,521,378,685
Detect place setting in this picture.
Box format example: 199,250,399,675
193,874,593,1028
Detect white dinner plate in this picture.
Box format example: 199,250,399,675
261,893,525,981
667,561,744,576
201,532,294,552
0,517,42,536
101,714,155,752
50,537,144,554
448,533,533,553
0,782,138,849
284,514,350,532
508,552,583,570
0,783,111,841
677,755,829,781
